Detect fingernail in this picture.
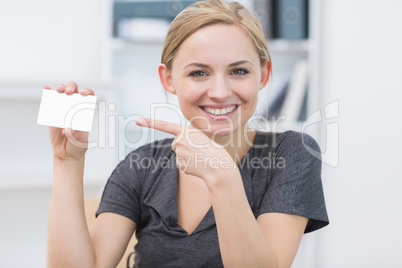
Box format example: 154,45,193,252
81,89,88,94
66,86,73,93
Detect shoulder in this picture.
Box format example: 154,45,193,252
127,137,175,159
112,137,175,178
279,131,320,156
121,137,175,164
255,130,320,159
251,130,322,178
254,131,329,232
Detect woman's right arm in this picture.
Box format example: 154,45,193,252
47,82,136,268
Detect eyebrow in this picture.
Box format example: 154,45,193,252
183,60,253,70
229,60,254,67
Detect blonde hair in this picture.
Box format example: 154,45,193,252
161,0,271,70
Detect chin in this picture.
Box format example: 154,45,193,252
206,124,242,138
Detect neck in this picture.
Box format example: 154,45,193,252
211,123,257,165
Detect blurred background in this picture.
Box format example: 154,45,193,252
0,0,401,267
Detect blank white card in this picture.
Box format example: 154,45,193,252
37,89,97,132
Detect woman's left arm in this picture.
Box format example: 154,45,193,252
206,168,308,268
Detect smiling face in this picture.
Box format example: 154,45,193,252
159,24,270,138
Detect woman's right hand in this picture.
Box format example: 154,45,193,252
45,81,95,161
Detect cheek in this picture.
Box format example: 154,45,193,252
177,91,199,106
235,82,259,102
176,83,204,104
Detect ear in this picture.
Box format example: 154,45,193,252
158,64,176,95
259,60,271,91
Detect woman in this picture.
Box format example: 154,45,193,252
47,0,329,267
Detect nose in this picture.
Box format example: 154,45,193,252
207,76,232,101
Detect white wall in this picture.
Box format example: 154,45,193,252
0,0,105,82
318,0,402,267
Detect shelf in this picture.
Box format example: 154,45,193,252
110,38,313,53
0,79,120,100
267,39,313,53
110,37,165,50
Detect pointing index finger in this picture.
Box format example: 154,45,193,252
136,118,182,136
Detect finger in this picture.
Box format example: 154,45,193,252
171,139,177,152
43,85,51,90
56,84,66,93
64,127,73,139
80,87,95,96
136,118,183,136
176,156,187,174
65,81,79,95
64,127,89,149
64,128,80,147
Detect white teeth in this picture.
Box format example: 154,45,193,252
203,105,237,116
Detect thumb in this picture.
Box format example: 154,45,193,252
64,127,76,142
64,128,88,149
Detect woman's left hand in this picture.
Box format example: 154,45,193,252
135,118,237,180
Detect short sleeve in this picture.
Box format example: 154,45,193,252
96,151,142,224
258,131,329,233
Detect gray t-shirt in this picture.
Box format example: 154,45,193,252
96,130,329,267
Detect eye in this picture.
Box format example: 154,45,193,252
231,68,249,76
189,71,208,77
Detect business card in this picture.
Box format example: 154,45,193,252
37,89,97,132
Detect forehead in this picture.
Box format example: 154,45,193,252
172,24,259,67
